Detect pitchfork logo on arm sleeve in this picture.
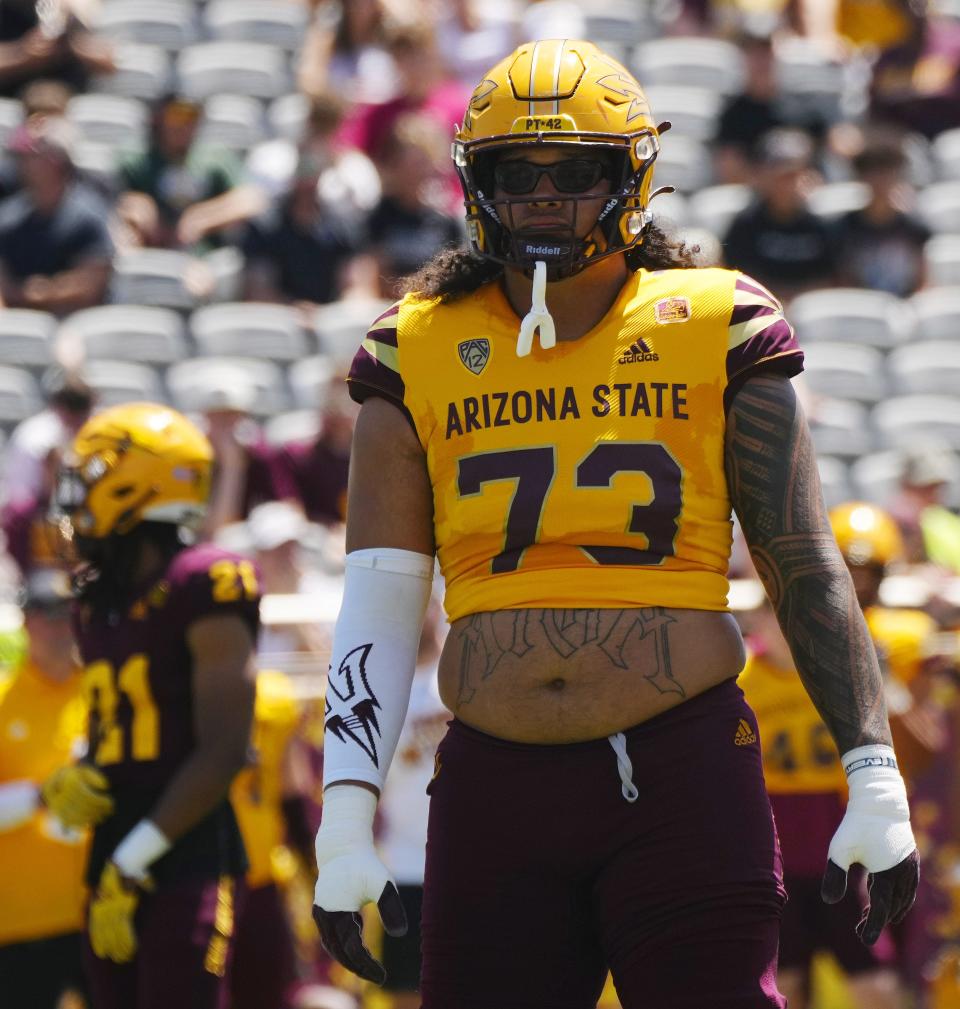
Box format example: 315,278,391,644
324,643,383,766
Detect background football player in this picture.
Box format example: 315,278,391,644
47,401,259,1009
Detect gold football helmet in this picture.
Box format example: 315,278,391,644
829,502,904,568
453,39,664,275
55,402,213,541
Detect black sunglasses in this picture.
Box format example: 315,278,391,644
493,158,609,196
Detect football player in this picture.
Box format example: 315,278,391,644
47,402,259,1009
312,40,919,1007
738,597,903,1009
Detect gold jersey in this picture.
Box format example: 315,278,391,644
738,650,847,796
865,605,937,687
349,268,802,621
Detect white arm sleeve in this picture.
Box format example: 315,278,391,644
0,780,39,831
322,547,434,793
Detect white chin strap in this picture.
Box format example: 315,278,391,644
516,260,556,357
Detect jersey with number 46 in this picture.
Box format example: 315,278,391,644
74,543,260,883
350,268,803,620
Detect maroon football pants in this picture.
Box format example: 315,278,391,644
420,678,787,1009
83,874,243,1009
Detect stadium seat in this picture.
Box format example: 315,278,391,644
688,184,750,238
788,288,915,349
72,141,122,194
642,85,722,142
167,356,289,416
57,306,188,366
0,367,42,427
932,127,960,181
871,395,960,448
95,0,199,50
91,43,172,100
0,98,23,148
0,311,57,373
817,455,854,509
807,181,870,221
263,409,321,446
918,181,960,233
83,360,166,407
850,450,904,507
586,3,662,50
177,43,293,102
924,234,960,287
267,93,308,142
314,299,393,368
288,354,337,410
774,37,869,123
112,249,201,311
197,94,266,152
887,341,960,396
633,38,745,94
191,303,310,362
202,0,308,50
908,287,960,341
67,94,148,149
802,342,887,404
807,397,874,460
650,135,712,193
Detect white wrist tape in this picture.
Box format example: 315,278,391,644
112,819,171,881
322,547,434,792
0,780,39,831
828,744,915,873
314,785,393,912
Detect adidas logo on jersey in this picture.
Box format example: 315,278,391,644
734,718,757,746
618,340,659,365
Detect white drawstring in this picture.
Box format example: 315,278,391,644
516,260,556,357
608,732,639,803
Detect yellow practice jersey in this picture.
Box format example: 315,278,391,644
738,650,846,796
231,670,299,889
0,660,88,944
865,605,937,687
349,268,803,620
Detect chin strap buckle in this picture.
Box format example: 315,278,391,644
516,261,556,357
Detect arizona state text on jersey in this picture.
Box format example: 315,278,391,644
350,268,803,619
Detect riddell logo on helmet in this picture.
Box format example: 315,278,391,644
524,243,564,256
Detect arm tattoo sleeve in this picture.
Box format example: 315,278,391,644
725,374,892,753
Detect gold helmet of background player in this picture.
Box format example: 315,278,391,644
55,402,213,540
453,39,663,275
829,501,904,568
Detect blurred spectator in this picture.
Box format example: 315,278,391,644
298,0,397,106
1,446,62,578
433,0,519,88
888,441,960,567
714,33,826,185
0,80,72,203
246,91,380,221
282,371,356,528
199,383,298,539
870,12,960,138
722,128,838,300
118,93,263,252
0,368,93,511
246,501,333,657
336,19,469,177
0,569,88,1009
0,116,113,314
0,0,115,100
794,0,921,57
834,130,930,296
241,149,361,311
360,114,463,298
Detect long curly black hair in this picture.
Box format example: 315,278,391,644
402,219,699,303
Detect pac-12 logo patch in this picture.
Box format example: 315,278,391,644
458,338,490,375
654,297,691,324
